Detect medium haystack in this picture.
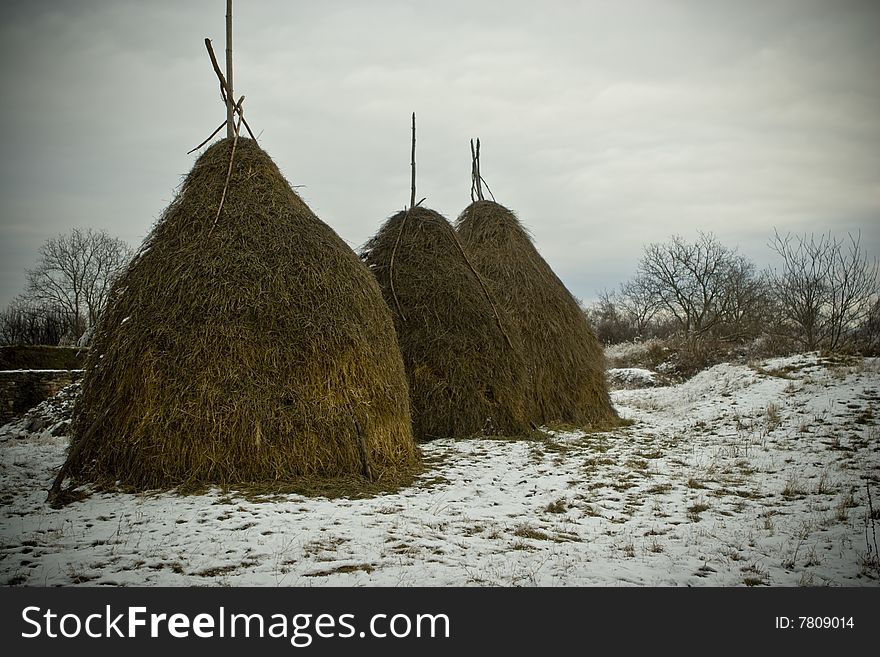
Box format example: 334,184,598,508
456,200,618,429
60,137,417,491
362,207,531,441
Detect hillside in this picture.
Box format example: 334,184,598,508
1,352,877,586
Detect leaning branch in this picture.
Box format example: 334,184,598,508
204,38,257,141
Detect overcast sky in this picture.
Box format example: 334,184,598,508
2,0,878,309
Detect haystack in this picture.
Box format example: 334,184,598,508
361,207,531,441
456,200,618,428
60,138,417,491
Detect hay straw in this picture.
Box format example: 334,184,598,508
62,138,418,491
456,200,618,429
362,207,531,441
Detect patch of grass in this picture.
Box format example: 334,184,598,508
305,563,375,577
647,483,673,494
750,363,798,380
765,403,782,431
816,470,833,495
854,406,875,425
513,524,551,541
545,499,567,514
195,564,240,577
836,491,858,520
551,532,582,544
711,487,764,500
687,478,707,489
741,562,770,586
511,541,536,551
735,460,757,476
803,546,823,568
538,437,574,454
302,536,348,557
687,499,710,521
782,474,806,500
584,456,615,469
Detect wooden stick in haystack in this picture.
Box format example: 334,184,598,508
410,112,417,209
474,138,484,201
226,0,234,139
470,138,495,203
203,39,256,141
390,113,419,323
470,139,477,202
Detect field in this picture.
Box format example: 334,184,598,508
1,352,878,586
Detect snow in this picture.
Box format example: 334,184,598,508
1,353,878,587
607,367,664,389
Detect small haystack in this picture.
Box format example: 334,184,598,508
456,199,618,429
58,138,417,491
362,207,531,441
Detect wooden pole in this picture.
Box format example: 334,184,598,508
410,112,416,209
225,0,234,139
470,139,476,202
475,138,484,201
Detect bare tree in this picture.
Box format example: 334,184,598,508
827,232,878,350
585,289,632,344
770,229,878,351
716,259,771,340
22,228,133,342
618,273,660,338
856,296,880,354
637,232,754,338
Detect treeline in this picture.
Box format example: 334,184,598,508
585,230,879,355
1,228,133,346
3,225,877,357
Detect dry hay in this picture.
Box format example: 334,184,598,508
456,200,618,429
361,206,531,441
63,137,418,492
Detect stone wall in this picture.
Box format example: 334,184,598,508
0,370,83,425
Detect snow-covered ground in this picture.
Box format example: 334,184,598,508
1,353,878,586
607,367,666,389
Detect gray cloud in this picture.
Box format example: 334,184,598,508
2,0,878,310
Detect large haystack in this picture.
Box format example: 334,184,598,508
62,138,417,491
456,200,618,429
361,207,531,441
